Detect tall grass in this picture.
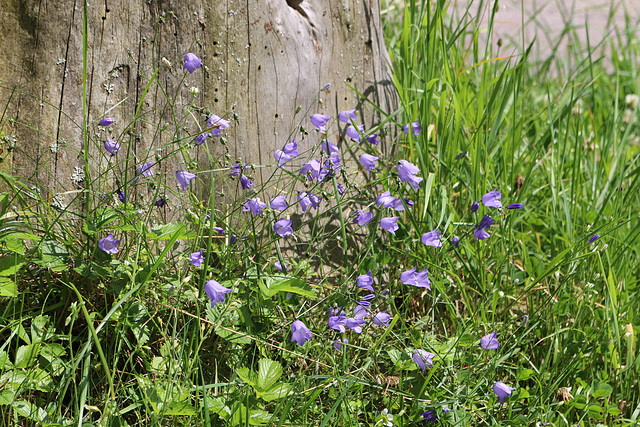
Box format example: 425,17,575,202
0,0,639,425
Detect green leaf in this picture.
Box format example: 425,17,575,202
592,381,613,399
258,276,316,298
0,388,14,405
248,409,273,425
15,344,38,369
12,400,47,422
147,222,194,240
0,254,26,276
516,368,535,381
215,327,252,344
257,359,282,391
236,367,257,388
256,383,293,402
37,240,68,271
0,277,16,297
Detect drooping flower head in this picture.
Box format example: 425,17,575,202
412,349,435,372
588,234,600,243
300,159,322,181
310,114,330,131
328,310,347,333
231,163,244,176
473,215,494,240
421,410,437,422
354,210,374,226
138,162,153,177
357,270,374,292
274,261,288,272
403,120,421,136
98,234,119,255
183,53,202,74
380,217,400,235
189,250,204,268
396,160,423,190
333,338,348,351
400,267,430,289
117,190,126,204
99,117,114,127
240,175,253,191
291,320,312,346
242,198,267,217
176,170,197,190
346,317,365,333
298,192,321,212
365,133,380,145
480,332,500,350
376,191,397,208
270,195,288,211
274,138,299,167
421,229,443,247
273,218,293,237
207,114,230,136
359,153,379,171
195,132,210,145
470,201,479,212
104,139,120,155
320,139,340,158
155,197,167,207
372,311,391,327
506,203,523,210
482,188,503,208
493,382,515,404
346,124,365,141
338,109,356,123
204,280,232,307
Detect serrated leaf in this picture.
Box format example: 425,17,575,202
248,409,273,425
15,344,38,369
12,400,47,422
257,359,282,391
236,367,257,388
258,276,316,298
256,383,293,402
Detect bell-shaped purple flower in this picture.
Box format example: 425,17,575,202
298,192,321,212
242,198,267,217
321,139,340,158
155,197,167,207
507,203,523,210
354,210,374,226
231,163,244,176
274,261,288,272
400,267,430,289
421,229,443,247
412,349,435,372
353,305,368,320
339,109,356,123
482,188,502,208
195,132,210,145
471,201,479,212
104,139,120,156
480,332,500,349
270,195,288,211
365,133,380,145
291,320,312,346
346,124,365,141
588,234,599,243
346,317,365,334
380,217,400,235
300,159,322,181
372,311,391,326
403,120,421,136
397,160,423,190
176,170,197,190
138,162,153,177
99,117,114,127
183,53,202,74
274,218,293,237
359,153,379,171
357,270,374,292
240,175,253,191
189,250,204,268
207,114,230,136
333,338,348,351
493,382,515,403
204,280,232,307
376,191,397,208
392,197,414,211
310,114,330,131
98,234,119,255
473,215,493,240
328,311,347,333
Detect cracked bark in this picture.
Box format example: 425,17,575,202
0,0,396,204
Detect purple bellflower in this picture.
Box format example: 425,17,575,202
353,305,368,320
273,218,294,237
231,163,244,176
155,197,167,208
98,234,119,255
397,160,423,190
392,198,414,211
354,210,374,226
493,382,516,404
104,139,120,155
183,53,202,73
270,195,288,211
339,109,356,123
117,190,126,204
376,191,397,208
480,332,500,349
328,310,347,333
274,261,288,272
207,114,230,136
300,159,322,181
99,117,114,127
333,338,348,351
482,188,503,208
346,124,365,141
189,249,204,268
359,153,379,171
310,114,330,131
365,133,380,145
346,317,365,333
471,201,479,212
451,236,460,248
176,170,197,190
274,138,299,166
422,229,443,247
291,320,312,346
240,175,253,191
138,162,153,177
298,192,321,212
380,217,400,235
507,203,523,210
473,215,494,240
195,132,210,145
357,270,374,292
372,311,391,327
403,120,421,136
588,234,600,243
242,198,267,217
412,349,435,372
421,410,437,422
400,267,430,289
320,139,340,158
204,280,232,307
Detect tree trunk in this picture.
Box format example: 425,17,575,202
0,0,395,208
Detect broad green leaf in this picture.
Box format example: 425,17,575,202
147,222,194,240
12,400,47,422
258,276,316,298
158,401,197,416
0,351,8,369
257,359,282,391
0,388,14,405
215,327,252,344
0,254,26,276
15,344,38,369
516,368,535,381
0,277,16,297
248,409,273,425
592,382,613,399
236,367,257,387
38,240,68,271
257,383,293,402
